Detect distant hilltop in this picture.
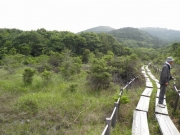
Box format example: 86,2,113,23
79,26,180,43
78,26,116,33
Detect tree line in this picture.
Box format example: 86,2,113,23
0,28,132,59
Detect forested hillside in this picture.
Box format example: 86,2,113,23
140,27,180,43
0,28,131,59
80,26,168,48
107,27,166,48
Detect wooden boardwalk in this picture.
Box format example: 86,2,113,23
132,65,180,135
132,65,152,135
132,110,149,135
147,65,180,135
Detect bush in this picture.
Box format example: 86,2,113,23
48,51,63,67
67,83,78,92
87,58,112,90
41,70,52,85
18,98,38,114
60,57,82,80
36,63,51,73
23,68,35,85
2,54,25,73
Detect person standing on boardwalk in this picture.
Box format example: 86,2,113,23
158,57,174,108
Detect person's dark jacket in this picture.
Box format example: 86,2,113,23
159,63,173,85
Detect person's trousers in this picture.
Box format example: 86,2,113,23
158,84,167,104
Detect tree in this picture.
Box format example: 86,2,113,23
87,58,111,90
62,33,86,55
13,31,45,56
80,32,102,52
23,68,35,85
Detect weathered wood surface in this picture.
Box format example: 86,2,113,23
142,71,146,74
145,66,150,70
147,73,156,80
145,78,151,82
142,73,148,78
145,66,151,72
154,79,159,83
132,110,150,135
156,83,160,89
155,114,180,135
155,98,168,115
156,89,166,99
136,96,150,112
141,88,153,97
146,81,153,88
141,66,145,71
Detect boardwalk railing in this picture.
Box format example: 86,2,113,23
101,76,139,135
173,83,180,112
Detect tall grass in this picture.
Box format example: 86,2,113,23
0,64,149,135
0,67,119,135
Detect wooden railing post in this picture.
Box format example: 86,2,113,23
126,82,129,91
111,102,119,128
105,118,111,135
174,94,179,112
102,75,138,134
119,88,123,96
173,84,180,112
111,107,117,128
129,79,132,89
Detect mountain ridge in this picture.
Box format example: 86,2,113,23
78,26,116,33
79,26,180,47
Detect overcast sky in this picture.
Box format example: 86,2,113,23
1,0,180,33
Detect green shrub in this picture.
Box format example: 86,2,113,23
87,58,112,90
120,96,130,104
48,51,63,67
23,68,35,85
41,70,52,85
2,54,25,73
17,98,38,114
60,57,82,80
36,63,51,73
67,83,78,92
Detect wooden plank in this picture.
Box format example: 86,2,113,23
156,83,160,89
155,114,180,135
141,66,145,71
132,110,150,135
144,65,148,69
143,74,148,78
146,81,153,88
136,96,150,112
154,79,159,83
142,71,146,74
156,89,166,99
141,88,153,97
145,78,151,82
147,72,155,77
145,66,150,71
155,98,168,115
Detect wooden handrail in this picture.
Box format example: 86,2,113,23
173,84,180,111
101,76,138,135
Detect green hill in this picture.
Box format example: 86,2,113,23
79,26,115,33
107,27,166,48
79,26,167,48
140,27,180,43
